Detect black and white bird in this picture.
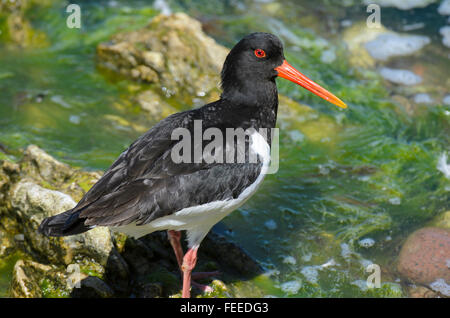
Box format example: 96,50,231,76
39,32,346,298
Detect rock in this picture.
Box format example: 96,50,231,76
407,285,438,298
21,145,74,184
104,249,130,295
18,145,102,202
0,231,15,258
379,67,422,86
133,281,163,298
0,160,20,209
120,237,155,276
10,259,53,298
365,33,430,62
71,276,114,298
201,232,263,276
397,227,450,288
413,93,433,104
430,211,450,229
10,258,116,298
135,90,177,120
10,179,115,266
0,0,48,48
97,13,229,100
342,22,388,68
3,146,122,271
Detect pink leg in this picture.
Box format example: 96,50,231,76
181,246,198,298
167,230,184,268
167,231,219,297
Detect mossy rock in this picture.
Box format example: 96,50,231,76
0,0,49,48
97,13,228,105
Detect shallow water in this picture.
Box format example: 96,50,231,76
0,0,449,297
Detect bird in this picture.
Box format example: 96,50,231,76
38,32,346,298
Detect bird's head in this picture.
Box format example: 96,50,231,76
221,32,347,109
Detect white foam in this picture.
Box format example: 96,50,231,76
359,238,376,248
320,258,336,268
280,281,302,294
51,95,72,108
444,95,450,105
389,197,402,205
438,0,450,15
437,153,450,179
301,266,319,284
379,67,422,85
153,0,172,15
439,26,450,48
264,219,277,230
402,22,425,31
414,93,433,104
69,115,81,124
282,256,297,265
321,49,336,64
351,279,368,291
365,33,430,61
340,243,352,260
301,252,312,262
429,279,450,296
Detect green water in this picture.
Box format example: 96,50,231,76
0,0,449,297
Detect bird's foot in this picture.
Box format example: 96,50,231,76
192,281,214,294
190,271,220,294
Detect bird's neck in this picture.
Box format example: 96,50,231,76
220,80,278,129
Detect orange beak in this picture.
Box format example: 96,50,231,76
275,60,347,109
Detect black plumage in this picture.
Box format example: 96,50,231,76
39,33,282,237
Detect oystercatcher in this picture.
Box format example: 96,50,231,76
39,32,346,298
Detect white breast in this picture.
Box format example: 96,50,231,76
112,131,271,248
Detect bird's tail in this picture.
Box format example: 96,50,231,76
38,209,92,237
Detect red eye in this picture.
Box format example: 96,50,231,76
254,49,266,58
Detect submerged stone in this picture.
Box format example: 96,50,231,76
365,33,430,61
439,26,450,48
413,93,433,104
0,0,48,48
379,67,422,85
397,227,450,288
437,153,450,179
438,0,450,15
97,13,228,100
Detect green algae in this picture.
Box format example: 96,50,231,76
40,277,69,298
0,251,25,297
145,267,179,294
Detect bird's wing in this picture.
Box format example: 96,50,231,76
73,108,263,227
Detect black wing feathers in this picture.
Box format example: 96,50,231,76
39,102,265,235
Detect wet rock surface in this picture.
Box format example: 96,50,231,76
397,227,450,296
0,0,48,48
97,13,228,102
0,145,263,297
